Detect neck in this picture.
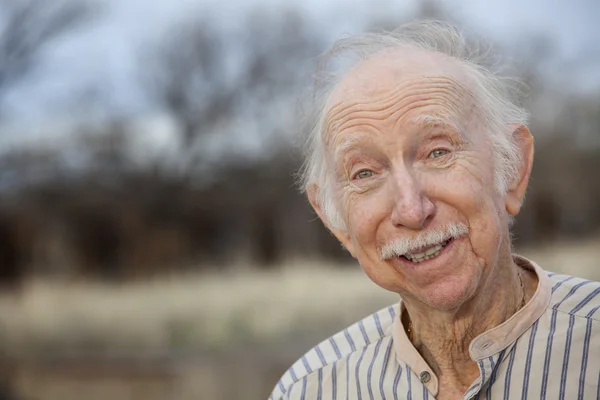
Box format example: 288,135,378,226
403,252,529,390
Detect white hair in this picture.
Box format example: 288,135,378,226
378,222,469,261
300,20,529,231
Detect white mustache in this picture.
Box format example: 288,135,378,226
378,222,469,261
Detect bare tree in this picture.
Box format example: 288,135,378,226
145,8,322,166
0,0,97,110
146,18,225,148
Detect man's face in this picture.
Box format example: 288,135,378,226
321,50,517,311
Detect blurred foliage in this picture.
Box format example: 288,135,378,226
0,0,100,112
0,0,597,289
0,2,598,399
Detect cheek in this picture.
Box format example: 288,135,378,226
431,152,495,206
345,190,389,248
444,172,504,259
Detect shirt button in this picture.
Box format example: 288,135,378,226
419,371,431,383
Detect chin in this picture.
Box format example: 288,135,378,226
413,274,478,311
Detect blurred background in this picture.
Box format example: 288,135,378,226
0,0,598,399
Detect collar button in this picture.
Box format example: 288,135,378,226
419,371,431,383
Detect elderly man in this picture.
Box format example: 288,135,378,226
269,21,600,400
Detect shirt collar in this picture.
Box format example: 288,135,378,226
468,255,551,360
393,301,440,396
392,254,551,394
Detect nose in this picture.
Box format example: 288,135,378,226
390,169,435,230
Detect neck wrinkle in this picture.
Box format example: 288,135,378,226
392,255,549,397
402,252,525,383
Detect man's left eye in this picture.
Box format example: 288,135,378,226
428,149,449,159
354,170,375,179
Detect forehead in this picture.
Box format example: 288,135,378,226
328,48,469,105
324,48,478,138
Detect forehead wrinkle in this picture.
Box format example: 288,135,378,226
327,75,467,121
333,91,468,142
325,76,475,143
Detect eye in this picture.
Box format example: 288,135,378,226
353,169,375,180
428,149,449,159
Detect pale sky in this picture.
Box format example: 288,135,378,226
1,0,599,129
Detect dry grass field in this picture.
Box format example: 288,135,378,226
1,237,599,400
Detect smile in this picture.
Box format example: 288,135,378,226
402,239,452,263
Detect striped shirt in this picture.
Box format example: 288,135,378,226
269,256,600,399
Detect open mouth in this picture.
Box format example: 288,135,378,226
401,238,454,264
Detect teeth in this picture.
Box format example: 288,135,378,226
426,244,442,256
411,251,427,259
404,240,449,263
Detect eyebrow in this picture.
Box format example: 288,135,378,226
332,114,470,167
333,132,370,167
407,114,468,141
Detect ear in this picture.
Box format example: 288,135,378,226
306,184,357,258
505,125,534,216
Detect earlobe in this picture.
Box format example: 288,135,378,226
505,125,535,216
306,184,357,258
